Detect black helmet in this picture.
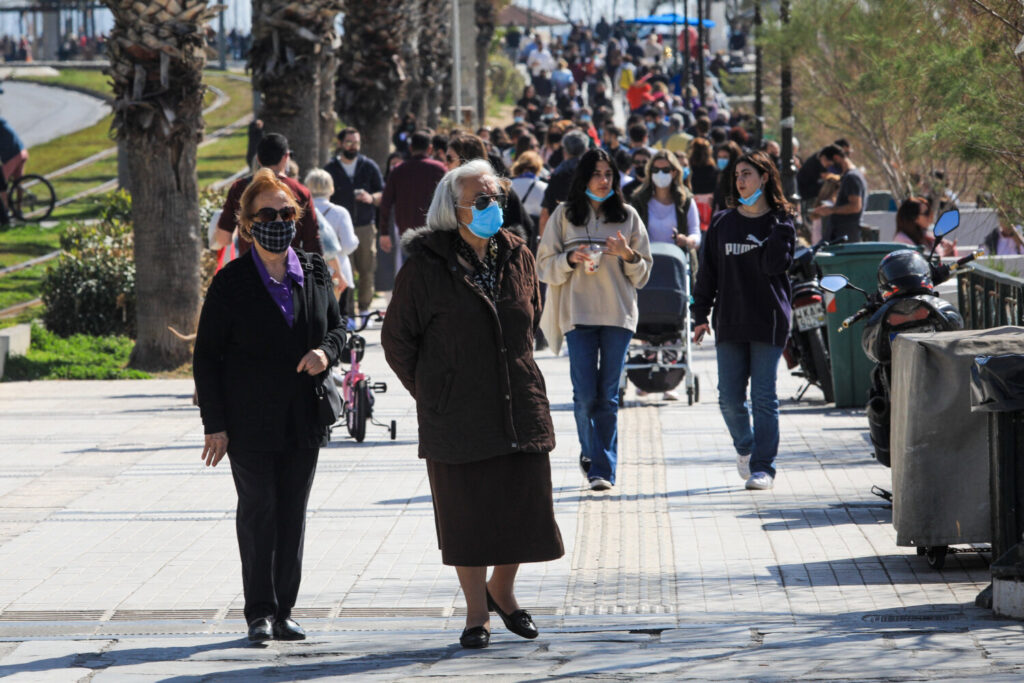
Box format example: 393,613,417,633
878,249,933,299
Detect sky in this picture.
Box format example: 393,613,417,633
0,1,711,39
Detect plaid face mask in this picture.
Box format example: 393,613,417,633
251,220,296,253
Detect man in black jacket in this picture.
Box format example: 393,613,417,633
324,128,384,314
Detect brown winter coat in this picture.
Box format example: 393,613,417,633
381,225,555,464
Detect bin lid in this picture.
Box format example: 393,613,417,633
818,242,915,257
971,354,1024,412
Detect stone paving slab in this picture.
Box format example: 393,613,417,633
0,327,1022,680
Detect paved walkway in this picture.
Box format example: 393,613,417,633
0,327,1021,681
0,79,108,149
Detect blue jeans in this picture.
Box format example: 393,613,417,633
715,341,784,478
566,325,633,484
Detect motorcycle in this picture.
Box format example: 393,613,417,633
821,208,977,468
784,235,847,402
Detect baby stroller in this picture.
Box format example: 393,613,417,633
620,242,700,405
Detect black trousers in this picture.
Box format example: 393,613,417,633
228,445,319,624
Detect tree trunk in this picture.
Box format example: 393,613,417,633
336,1,412,169
250,1,343,178
475,0,494,126
260,73,321,177
126,137,202,370
319,46,338,167
104,0,219,371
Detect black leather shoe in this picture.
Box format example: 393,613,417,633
459,625,490,649
272,618,306,641
486,589,539,639
247,617,272,642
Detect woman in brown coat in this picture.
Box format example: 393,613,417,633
381,159,563,650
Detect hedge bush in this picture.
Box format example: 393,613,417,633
42,190,136,338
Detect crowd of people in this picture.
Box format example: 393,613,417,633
192,15,1024,656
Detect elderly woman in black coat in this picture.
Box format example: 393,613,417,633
381,159,563,650
193,168,346,643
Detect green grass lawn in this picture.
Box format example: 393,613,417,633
0,223,62,268
0,263,47,309
1,324,150,381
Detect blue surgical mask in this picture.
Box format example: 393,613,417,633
646,121,656,131
465,200,503,239
682,167,691,181
513,116,524,124
716,158,729,171
586,188,613,203
738,187,763,207
580,115,591,123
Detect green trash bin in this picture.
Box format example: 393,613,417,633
816,242,914,408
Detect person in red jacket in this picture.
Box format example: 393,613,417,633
214,134,322,256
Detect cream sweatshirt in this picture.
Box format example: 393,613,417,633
537,202,652,352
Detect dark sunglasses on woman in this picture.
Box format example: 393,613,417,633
459,193,508,211
251,206,297,223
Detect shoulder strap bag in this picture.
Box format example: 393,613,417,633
302,253,342,426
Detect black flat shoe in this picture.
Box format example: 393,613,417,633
272,618,306,641
459,625,490,649
247,617,273,642
486,589,539,639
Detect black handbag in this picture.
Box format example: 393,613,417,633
303,253,343,426
314,371,342,426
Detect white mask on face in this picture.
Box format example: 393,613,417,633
652,170,673,189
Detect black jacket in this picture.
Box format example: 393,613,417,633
692,209,796,347
324,154,384,227
381,226,555,464
194,250,347,451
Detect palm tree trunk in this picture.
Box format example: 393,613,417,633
104,0,218,371
475,0,496,126
250,1,343,177
337,1,412,168
319,45,339,167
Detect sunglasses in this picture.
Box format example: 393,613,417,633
458,193,507,211
251,206,297,223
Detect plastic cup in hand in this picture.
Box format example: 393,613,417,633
583,244,604,274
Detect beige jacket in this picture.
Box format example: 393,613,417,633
537,202,652,354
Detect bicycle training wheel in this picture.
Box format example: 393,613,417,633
11,174,56,222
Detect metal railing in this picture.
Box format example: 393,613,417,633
958,264,1024,329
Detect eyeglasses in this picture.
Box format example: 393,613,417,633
651,166,673,173
457,193,507,211
251,206,297,223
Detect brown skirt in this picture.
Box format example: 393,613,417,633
425,452,565,567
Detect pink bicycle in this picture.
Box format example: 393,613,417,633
337,310,395,442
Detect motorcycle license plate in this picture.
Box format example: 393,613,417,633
794,302,826,332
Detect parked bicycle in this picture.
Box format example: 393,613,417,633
335,310,396,442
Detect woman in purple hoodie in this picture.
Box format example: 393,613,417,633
691,151,796,491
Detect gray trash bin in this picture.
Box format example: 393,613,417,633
971,354,1024,616
890,327,1024,568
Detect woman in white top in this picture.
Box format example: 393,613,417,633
305,169,359,302
537,148,652,491
628,150,700,401
509,151,549,233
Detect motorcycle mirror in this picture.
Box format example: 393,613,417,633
820,275,849,293
933,209,960,238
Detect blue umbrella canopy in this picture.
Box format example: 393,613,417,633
626,13,715,28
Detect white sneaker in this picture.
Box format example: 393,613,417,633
736,454,751,480
745,472,774,490
663,390,679,401
589,477,612,491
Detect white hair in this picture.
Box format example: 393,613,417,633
304,168,335,198
425,159,497,231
